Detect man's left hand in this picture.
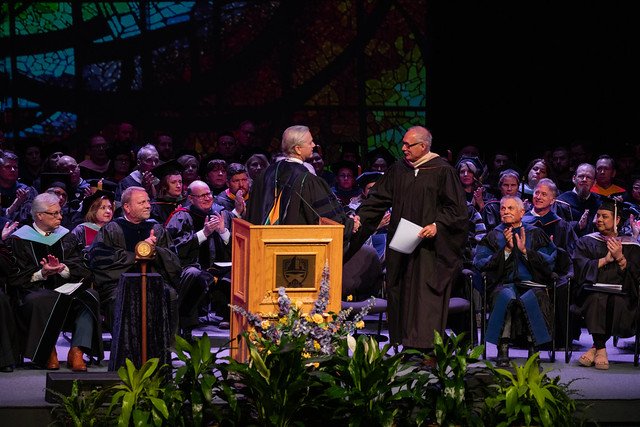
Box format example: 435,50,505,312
418,222,437,239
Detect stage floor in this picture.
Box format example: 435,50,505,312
2,319,640,426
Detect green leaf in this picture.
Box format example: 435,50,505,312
118,392,134,427
148,396,169,419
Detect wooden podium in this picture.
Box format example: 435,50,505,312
230,218,344,361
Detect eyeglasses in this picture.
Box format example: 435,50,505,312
39,211,62,217
191,192,212,199
401,141,422,148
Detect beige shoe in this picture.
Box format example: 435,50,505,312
594,348,609,370
578,347,596,367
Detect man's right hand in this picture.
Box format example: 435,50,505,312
578,209,589,230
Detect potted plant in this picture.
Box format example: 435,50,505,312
483,352,578,426
428,330,485,427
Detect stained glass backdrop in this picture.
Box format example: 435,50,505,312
1,0,427,162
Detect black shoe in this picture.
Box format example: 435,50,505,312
218,321,230,330
496,340,510,368
0,365,13,373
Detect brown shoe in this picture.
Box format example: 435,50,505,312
46,348,60,370
67,347,87,372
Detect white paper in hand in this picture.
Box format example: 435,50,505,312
388,218,423,254
54,281,83,295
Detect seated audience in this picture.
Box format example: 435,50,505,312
150,160,185,225
166,180,232,331
0,150,38,224
474,196,557,367
481,169,520,231
10,193,102,371
331,160,361,208
117,144,160,201
557,163,601,237
79,134,111,178
591,155,627,198
88,186,180,336
215,163,250,218
574,199,640,370
245,153,269,181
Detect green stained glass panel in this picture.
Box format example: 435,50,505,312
367,110,426,158
14,3,73,35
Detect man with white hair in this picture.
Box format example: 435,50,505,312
10,192,102,371
247,125,356,237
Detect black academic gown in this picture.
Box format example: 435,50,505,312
88,217,182,323
352,156,468,349
556,191,601,237
9,225,102,366
573,233,640,338
166,206,232,326
247,159,354,238
88,217,182,369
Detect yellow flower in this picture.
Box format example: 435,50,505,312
302,352,311,359
346,294,353,302
261,320,271,330
294,299,304,309
355,320,365,329
311,313,324,324
313,340,321,350
279,317,288,325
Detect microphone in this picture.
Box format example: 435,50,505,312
294,189,324,224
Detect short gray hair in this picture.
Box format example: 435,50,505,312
121,186,147,205
31,193,60,217
406,126,433,150
281,125,310,155
136,144,158,162
535,178,558,197
500,195,524,211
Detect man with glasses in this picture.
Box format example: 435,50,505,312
166,180,232,331
9,193,102,371
349,126,467,360
557,163,602,237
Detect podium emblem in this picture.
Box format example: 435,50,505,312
277,255,314,288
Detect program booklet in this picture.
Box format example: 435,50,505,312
517,280,547,288
593,283,623,291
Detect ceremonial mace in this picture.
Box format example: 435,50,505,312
135,240,155,364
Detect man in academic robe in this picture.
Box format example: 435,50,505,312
166,180,232,332
522,178,580,346
349,126,468,354
557,163,602,237
574,198,640,370
215,163,250,219
0,217,19,372
247,125,356,239
474,196,557,367
88,186,181,337
0,150,38,224
9,193,102,371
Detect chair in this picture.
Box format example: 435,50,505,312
480,273,558,362
572,275,640,366
447,268,477,345
341,297,388,342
